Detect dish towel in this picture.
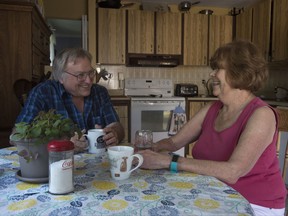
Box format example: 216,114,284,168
168,104,187,136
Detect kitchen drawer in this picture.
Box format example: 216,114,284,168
32,11,50,54
32,46,49,77
276,107,288,131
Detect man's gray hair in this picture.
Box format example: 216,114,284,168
51,47,92,81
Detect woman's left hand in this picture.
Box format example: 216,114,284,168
139,150,171,170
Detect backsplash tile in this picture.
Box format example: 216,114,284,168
97,64,288,97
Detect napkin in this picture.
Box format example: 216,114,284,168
168,104,187,136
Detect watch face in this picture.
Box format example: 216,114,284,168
172,154,180,162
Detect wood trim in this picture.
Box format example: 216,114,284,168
88,0,96,66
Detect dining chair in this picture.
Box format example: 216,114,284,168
13,79,33,107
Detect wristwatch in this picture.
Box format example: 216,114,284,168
170,154,180,173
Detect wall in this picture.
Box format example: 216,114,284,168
43,0,288,97
43,0,86,19
98,63,288,98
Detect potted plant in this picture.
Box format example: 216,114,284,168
10,109,79,181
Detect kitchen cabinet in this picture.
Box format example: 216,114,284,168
183,14,208,66
236,0,288,62
251,0,271,61
209,15,233,58
275,107,288,184
111,98,130,143
0,1,51,147
127,10,181,55
97,8,126,64
271,0,288,61
186,100,211,157
156,12,182,55
127,10,154,54
235,8,253,41
183,14,232,66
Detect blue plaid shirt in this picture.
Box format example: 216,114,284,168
16,80,120,130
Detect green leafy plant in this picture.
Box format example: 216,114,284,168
11,109,79,144
10,109,80,162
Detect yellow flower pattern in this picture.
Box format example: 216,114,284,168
8,199,37,211
228,194,242,199
0,147,253,215
142,195,160,200
194,198,220,210
169,181,194,189
16,183,39,190
134,181,148,189
92,181,117,190
102,199,128,211
54,196,73,201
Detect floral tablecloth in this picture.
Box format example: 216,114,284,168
0,147,254,216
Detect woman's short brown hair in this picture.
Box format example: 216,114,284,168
210,40,268,92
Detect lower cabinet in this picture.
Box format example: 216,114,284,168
275,107,288,184
186,100,210,158
111,98,130,143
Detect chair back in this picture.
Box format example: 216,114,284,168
13,79,33,107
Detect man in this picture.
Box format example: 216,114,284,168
15,47,124,152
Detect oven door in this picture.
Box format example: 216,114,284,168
130,98,185,156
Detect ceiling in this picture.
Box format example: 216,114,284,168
49,0,260,39
122,0,260,9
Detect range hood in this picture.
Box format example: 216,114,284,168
126,54,182,67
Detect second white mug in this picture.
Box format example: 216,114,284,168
108,146,143,180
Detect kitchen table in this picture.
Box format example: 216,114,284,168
0,146,254,216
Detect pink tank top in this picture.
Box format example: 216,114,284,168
192,97,287,208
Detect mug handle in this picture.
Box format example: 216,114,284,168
82,134,89,150
129,154,143,173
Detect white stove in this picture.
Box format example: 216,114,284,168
125,78,186,157
124,78,174,97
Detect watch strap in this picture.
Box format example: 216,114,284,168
170,154,180,173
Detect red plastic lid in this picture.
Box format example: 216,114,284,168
47,140,74,152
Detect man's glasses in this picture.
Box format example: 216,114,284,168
64,69,97,82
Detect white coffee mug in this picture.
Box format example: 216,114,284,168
108,146,143,180
84,129,106,155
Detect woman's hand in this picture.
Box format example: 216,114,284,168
70,129,88,153
139,150,171,170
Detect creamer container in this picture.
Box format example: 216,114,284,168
48,140,74,194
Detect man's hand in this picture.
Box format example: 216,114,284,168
95,123,125,146
70,129,88,153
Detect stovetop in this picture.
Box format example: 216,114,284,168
124,78,174,97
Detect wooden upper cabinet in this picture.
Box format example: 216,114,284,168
209,15,233,58
97,8,126,64
127,10,181,55
272,0,288,61
252,0,271,60
183,14,208,66
127,10,154,54
235,8,253,41
156,12,182,55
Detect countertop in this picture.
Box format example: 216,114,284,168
186,96,288,107
108,89,288,107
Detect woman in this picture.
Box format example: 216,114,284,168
139,40,287,216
